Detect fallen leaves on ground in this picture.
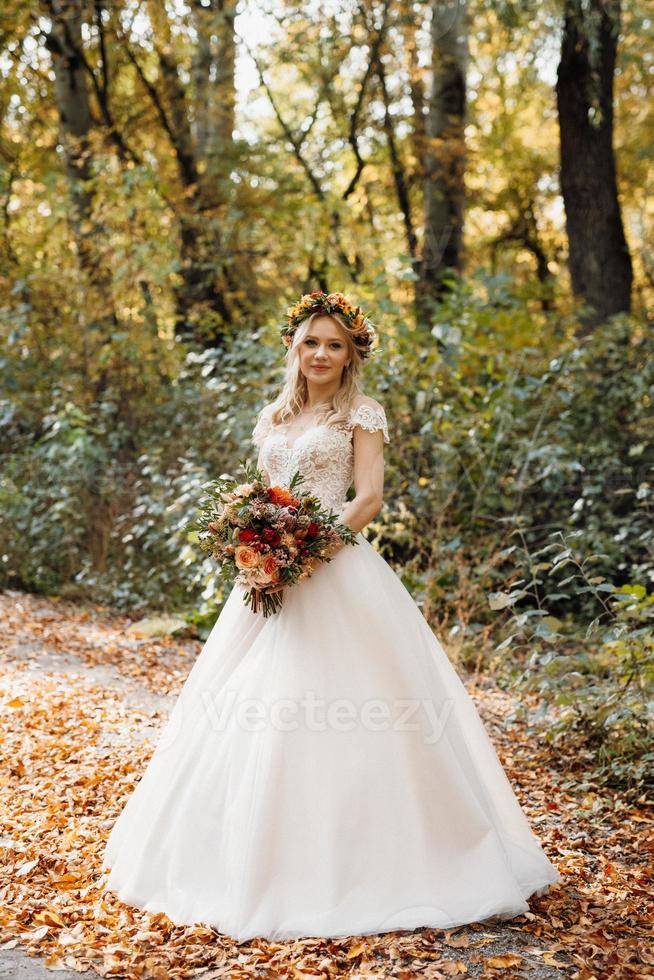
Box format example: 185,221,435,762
0,591,651,979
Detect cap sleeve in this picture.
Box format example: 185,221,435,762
348,401,389,444
252,405,274,447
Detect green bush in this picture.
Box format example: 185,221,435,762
0,331,279,613
370,285,653,653
489,530,653,800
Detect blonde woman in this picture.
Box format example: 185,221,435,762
101,291,559,942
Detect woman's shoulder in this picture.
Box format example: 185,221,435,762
253,402,275,428
256,401,276,420
252,402,277,446
348,395,389,443
350,393,384,413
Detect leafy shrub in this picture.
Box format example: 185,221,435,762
0,331,279,613
489,530,654,800
369,283,653,660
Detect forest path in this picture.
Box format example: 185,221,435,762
0,591,649,979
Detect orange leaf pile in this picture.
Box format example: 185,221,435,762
0,591,651,978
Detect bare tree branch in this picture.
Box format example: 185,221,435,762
377,55,418,258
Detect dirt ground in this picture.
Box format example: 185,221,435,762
0,590,651,979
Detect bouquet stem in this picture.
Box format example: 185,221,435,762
246,588,284,618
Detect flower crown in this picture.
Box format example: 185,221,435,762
280,291,377,359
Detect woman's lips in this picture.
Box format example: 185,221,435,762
311,365,330,371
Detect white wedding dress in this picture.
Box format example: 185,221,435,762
101,402,559,941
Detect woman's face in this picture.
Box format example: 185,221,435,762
297,315,351,386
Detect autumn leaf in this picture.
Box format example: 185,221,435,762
484,953,524,968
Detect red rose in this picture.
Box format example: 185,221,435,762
306,522,320,538
239,528,258,543
261,527,281,545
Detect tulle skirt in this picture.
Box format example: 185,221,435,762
100,533,559,941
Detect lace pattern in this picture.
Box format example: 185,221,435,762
348,403,389,444
251,401,389,514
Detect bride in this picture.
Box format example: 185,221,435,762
101,291,560,942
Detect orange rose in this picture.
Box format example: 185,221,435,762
234,545,260,570
247,554,279,588
262,554,277,576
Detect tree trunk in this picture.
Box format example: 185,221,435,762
44,0,125,571
147,0,242,347
418,0,468,322
400,0,427,186
556,0,632,333
192,0,236,155
377,59,417,262
45,0,119,396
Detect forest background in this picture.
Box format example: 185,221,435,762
0,0,652,804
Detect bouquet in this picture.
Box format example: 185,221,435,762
186,461,358,617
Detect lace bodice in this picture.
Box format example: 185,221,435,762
251,402,389,516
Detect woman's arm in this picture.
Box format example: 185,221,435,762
340,426,385,530
316,424,385,563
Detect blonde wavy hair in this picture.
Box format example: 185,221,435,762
267,312,366,431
